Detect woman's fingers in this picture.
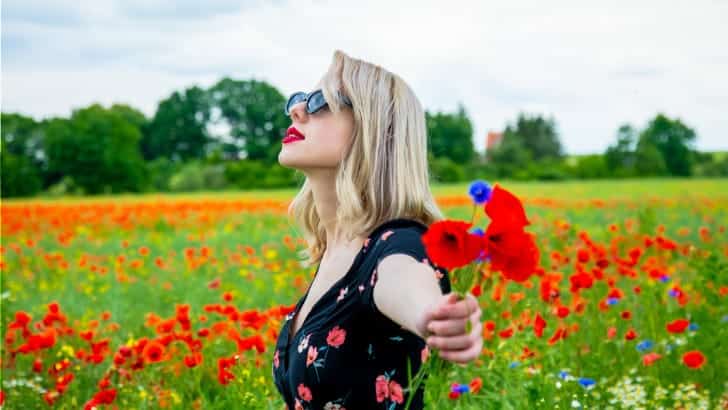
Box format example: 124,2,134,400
438,336,484,364
427,307,482,338
427,317,468,336
431,294,480,320
427,303,482,336
429,293,478,319
427,320,482,350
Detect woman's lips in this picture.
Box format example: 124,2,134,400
283,127,306,144
282,135,305,144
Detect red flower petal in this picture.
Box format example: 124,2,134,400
484,184,529,231
421,220,485,270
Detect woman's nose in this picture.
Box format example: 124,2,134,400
289,102,308,123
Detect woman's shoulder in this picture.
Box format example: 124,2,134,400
361,218,451,294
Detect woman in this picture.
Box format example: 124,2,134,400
272,50,483,410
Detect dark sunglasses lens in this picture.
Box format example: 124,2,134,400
285,92,307,115
307,90,328,113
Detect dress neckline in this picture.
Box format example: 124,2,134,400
285,241,365,347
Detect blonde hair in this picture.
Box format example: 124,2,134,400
288,49,444,267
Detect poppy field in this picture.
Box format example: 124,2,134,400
1,178,728,409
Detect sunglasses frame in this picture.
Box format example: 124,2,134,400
284,89,353,116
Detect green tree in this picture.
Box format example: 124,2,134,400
208,78,289,164
504,112,563,161
1,139,43,198
605,124,637,176
44,104,148,194
143,86,211,162
638,113,697,176
1,113,46,197
634,140,668,176
487,133,532,178
569,154,610,179
425,102,475,164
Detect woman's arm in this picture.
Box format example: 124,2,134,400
373,254,483,364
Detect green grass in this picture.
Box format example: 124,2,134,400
4,178,728,204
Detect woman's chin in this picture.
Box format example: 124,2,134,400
278,152,302,171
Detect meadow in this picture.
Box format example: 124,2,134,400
1,178,727,409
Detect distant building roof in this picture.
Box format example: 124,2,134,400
486,131,503,151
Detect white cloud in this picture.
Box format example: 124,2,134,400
2,0,727,154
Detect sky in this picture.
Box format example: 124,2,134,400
2,0,727,154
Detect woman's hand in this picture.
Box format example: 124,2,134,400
417,292,483,364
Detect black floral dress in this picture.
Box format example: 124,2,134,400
272,218,452,410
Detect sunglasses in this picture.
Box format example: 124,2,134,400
284,89,353,116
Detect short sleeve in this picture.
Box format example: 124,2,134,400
376,226,430,264
362,226,451,314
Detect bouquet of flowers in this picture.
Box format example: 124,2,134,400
403,180,541,409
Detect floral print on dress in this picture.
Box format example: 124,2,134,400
336,286,348,302
306,346,318,367
380,230,395,241
298,333,312,353
323,390,351,410
304,325,349,383
298,383,313,402
326,326,346,348
375,369,404,406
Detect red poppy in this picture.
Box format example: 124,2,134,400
624,328,637,340
642,352,662,366
484,184,529,229
486,229,540,282
93,389,117,405
142,340,166,363
666,319,689,334
482,185,539,282
607,326,617,339
421,220,485,270
548,326,568,345
470,377,483,394
184,352,202,368
577,249,590,263
682,350,706,369
498,327,514,339
533,312,546,338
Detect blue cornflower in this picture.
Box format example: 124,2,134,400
578,378,596,389
668,289,680,297
606,297,619,305
509,361,520,369
688,323,699,331
658,275,670,283
471,227,485,236
468,180,492,205
558,370,570,379
636,340,654,352
451,384,470,394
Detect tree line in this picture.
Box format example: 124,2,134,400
2,77,726,198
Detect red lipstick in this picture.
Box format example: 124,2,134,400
283,126,305,144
